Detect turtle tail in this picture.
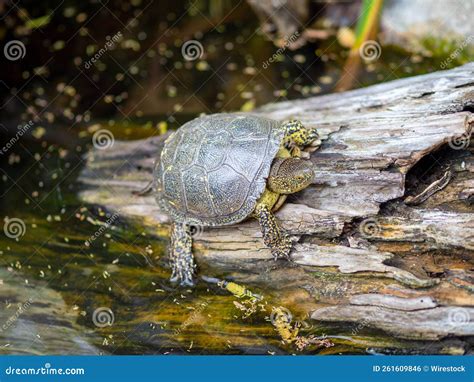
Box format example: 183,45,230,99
132,180,153,196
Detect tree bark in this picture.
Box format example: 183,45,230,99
78,63,474,353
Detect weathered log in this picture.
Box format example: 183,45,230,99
78,63,474,353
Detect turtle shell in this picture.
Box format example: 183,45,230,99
154,113,285,226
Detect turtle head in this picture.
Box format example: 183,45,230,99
268,158,314,194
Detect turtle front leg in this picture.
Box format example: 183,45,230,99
283,120,321,148
255,203,292,260
169,223,195,287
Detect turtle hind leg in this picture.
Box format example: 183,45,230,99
255,203,292,260
132,180,153,196
170,223,195,287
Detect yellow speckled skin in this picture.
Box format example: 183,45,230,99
170,223,195,286
254,121,318,260
283,120,319,147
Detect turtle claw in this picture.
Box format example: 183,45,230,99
180,277,195,287
170,271,195,287
272,251,291,261
169,256,195,287
271,235,292,261
307,128,320,144
169,271,179,283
